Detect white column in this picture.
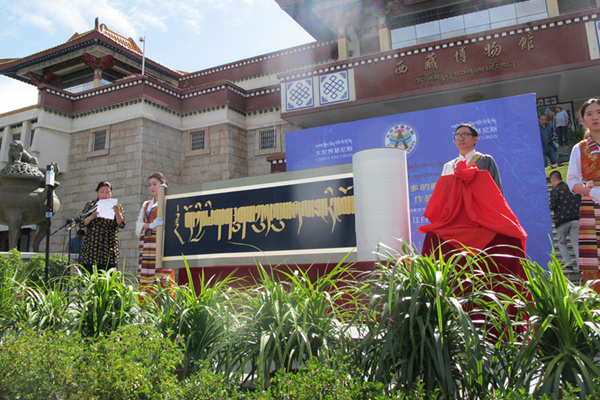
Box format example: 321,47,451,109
353,148,411,261
93,68,103,88
21,120,32,150
337,25,349,60
0,126,11,166
378,15,391,52
545,0,559,17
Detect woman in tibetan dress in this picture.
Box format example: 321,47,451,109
567,98,600,289
135,172,173,296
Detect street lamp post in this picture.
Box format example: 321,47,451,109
44,165,55,286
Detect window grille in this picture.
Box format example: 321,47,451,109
190,130,205,150
259,129,276,149
93,130,107,151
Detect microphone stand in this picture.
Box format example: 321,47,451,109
52,210,93,265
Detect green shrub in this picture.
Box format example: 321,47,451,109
83,324,181,400
264,358,395,400
176,364,245,400
0,325,182,400
25,253,71,287
0,329,88,400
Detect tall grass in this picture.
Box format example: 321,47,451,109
226,258,359,386
74,266,142,337
0,251,30,335
353,242,501,399
517,255,600,398
141,259,240,375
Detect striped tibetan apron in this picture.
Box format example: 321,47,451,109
138,201,174,297
579,139,600,290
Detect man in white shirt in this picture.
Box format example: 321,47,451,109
441,123,503,193
553,105,569,147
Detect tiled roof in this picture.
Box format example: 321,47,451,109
96,24,143,54
0,59,18,65
0,20,181,84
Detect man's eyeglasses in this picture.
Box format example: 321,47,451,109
454,133,474,139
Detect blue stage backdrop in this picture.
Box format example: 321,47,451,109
286,93,552,266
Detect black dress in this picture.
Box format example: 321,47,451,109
79,200,126,270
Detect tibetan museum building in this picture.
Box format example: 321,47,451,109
1,0,599,278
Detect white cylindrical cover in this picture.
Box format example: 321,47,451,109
353,148,411,261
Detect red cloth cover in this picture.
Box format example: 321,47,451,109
418,160,527,252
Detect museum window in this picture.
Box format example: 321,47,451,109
190,130,205,150
185,129,209,156
88,126,110,157
93,130,106,151
259,129,276,149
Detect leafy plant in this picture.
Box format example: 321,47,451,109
20,282,78,332
141,261,239,376
84,324,181,400
264,357,394,400
227,258,359,387
566,125,586,146
0,250,29,335
0,325,182,400
0,329,88,400
73,266,142,337
24,253,71,288
516,255,600,398
352,241,515,399
176,362,245,400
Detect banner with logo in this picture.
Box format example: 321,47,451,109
285,93,552,265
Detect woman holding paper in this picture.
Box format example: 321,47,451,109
135,172,173,295
79,181,126,273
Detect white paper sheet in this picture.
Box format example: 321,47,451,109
97,199,118,220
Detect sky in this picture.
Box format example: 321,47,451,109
0,0,316,114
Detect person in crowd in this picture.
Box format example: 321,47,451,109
553,105,570,147
567,98,600,287
79,181,126,273
65,229,85,253
135,172,174,295
549,170,581,270
441,123,503,193
65,229,85,263
539,114,559,168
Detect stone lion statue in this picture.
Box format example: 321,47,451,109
8,140,38,166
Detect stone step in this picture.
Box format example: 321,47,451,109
562,269,583,285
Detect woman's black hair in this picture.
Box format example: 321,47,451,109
95,181,112,191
